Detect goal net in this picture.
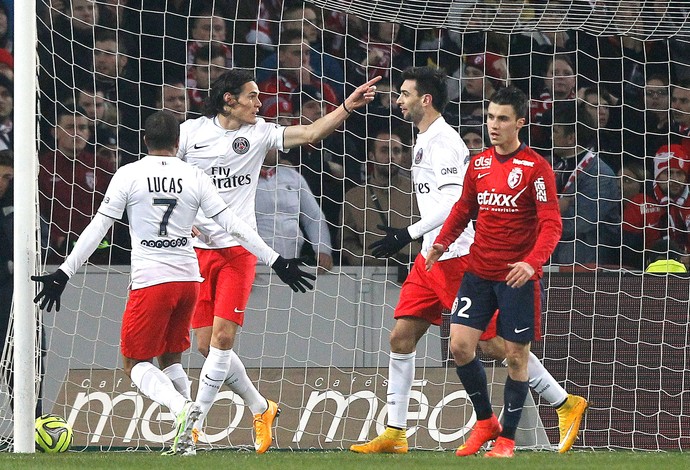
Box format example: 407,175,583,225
2,0,689,452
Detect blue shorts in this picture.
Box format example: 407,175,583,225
450,271,542,342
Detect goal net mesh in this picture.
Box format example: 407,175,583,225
1,0,688,452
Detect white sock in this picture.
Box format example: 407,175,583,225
195,346,233,424
130,362,187,415
162,363,192,400
526,352,568,406
225,349,266,415
386,351,415,429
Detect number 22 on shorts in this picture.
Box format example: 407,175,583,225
451,296,471,318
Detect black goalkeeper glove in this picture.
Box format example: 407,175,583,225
31,269,69,312
271,256,316,293
369,224,413,258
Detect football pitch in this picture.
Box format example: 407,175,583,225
0,449,684,470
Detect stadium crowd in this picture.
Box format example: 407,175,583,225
24,0,690,273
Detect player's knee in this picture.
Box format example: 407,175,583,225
389,329,416,354
211,329,236,350
449,339,474,365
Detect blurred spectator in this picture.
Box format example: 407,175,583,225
341,129,419,266
137,1,189,88
0,74,11,151
579,86,622,172
320,8,349,58
450,52,507,120
0,150,12,318
187,43,226,117
578,1,669,107
346,20,412,88
257,3,344,99
37,0,96,110
531,54,577,122
258,29,339,115
155,80,188,123
261,94,295,126
460,125,486,158
256,149,333,272
654,144,690,254
245,0,282,52
0,2,11,52
282,85,355,248
63,86,118,149
0,48,12,80
38,106,115,263
670,80,690,156
93,29,140,165
530,54,577,151
551,100,621,267
644,73,671,162
509,0,577,96
187,7,233,82
620,160,662,270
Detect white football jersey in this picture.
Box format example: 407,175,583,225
411,117,474,260
177,115,286,248
98,155,231,289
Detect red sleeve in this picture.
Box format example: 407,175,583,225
523,161,562,271
434,167,478,249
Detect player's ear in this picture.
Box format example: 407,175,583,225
223,92,236,107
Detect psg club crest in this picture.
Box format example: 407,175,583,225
414,148,423,164
232,137,250,154
507,167,523,189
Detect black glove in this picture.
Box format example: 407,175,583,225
271,256,316,293
30,269,69,312
369,224,413,258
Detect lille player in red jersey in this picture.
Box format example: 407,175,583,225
426,86,563,458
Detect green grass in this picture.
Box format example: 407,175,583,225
0,449,684,470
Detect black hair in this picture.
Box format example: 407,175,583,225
194,43,226,65
202,69,255,118
489,86,529,120
400,66,449,113
144,111,180,151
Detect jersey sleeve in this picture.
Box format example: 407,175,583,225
523,159,563,270
258,119,286,153
434,166,478,249
176,120,191,161
97,167,129,220
197,169,230,218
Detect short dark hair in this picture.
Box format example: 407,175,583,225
550,100,597,148
489,86,529,119
400,66,449,113
144,111,180,151
194,43,225,65
203,68,255,117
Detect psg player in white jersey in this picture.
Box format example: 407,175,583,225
31,111,314,455
177,69,380,453
350,69,587,456
427,86,563,458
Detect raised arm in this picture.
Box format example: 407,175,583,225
282,76,381,149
